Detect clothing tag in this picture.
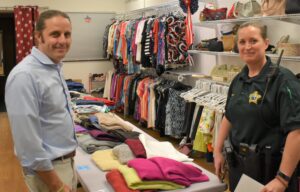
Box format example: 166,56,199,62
77,165,90,171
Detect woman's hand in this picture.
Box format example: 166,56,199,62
214,151,225,181
261,178,287,192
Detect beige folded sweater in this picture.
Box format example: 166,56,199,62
95,112,133,131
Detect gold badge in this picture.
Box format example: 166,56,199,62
249,91,262,104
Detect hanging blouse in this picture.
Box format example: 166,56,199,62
166,15,188,64
157,17,166,65
135,19,146,63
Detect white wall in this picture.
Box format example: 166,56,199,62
2,1,125,91
1,0,126,12
125,0,176,11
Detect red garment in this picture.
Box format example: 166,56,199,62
106,169,139,192
152,19,159,54
120,21,128,65
115,74,126,104
184,0,194,48
83,95,115,106
14,6,39,63
136,78,151,121
125,139,146,158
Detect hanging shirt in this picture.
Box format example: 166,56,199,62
157,17,166,65
135,19,146,63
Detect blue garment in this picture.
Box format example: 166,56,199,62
89,115,100,129
66,80,85,92
75,99,104,106
5,47,77,172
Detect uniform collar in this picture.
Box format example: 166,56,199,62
239,56,272,83
31,47,63,67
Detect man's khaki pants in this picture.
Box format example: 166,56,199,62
24,158,77,192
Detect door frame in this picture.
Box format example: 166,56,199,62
0,12,16,106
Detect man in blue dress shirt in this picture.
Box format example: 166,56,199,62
5,10,77,192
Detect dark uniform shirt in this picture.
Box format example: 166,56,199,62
225,56,300,153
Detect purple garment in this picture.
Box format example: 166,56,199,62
128,157,209,186
157,20,166,65
110,73,117,101
131,21,139,58
88,129,120,142
75,124,88,133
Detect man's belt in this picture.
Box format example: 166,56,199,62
53,151,76,161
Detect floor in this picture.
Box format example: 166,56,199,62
0,111,229,192
0,112,86,192
0,112,29,192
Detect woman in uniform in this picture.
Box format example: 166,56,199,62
214,21,300,192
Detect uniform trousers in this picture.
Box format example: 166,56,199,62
228,150,298,192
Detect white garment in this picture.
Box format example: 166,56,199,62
103,70,114,99
189,105,200,139
212,112,223,148
107,23,117,56
147,81,157,128
139,134,193,162
135,19,146,62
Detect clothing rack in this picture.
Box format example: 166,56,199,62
140,68,158,77
113,0,211,20
114,0,181,20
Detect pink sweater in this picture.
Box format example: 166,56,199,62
128,157,209,186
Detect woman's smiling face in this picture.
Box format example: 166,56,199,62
237,25,269,66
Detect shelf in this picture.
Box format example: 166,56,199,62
188,50,300,62
193,14,300,28
165,70,208,77
188,50,239,57
164,70,231,86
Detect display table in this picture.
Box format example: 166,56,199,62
75,120,227,192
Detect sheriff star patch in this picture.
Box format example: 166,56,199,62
249,91,262,104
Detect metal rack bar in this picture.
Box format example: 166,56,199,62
188,50,300,62
115,0,179,17
114,0,206,19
